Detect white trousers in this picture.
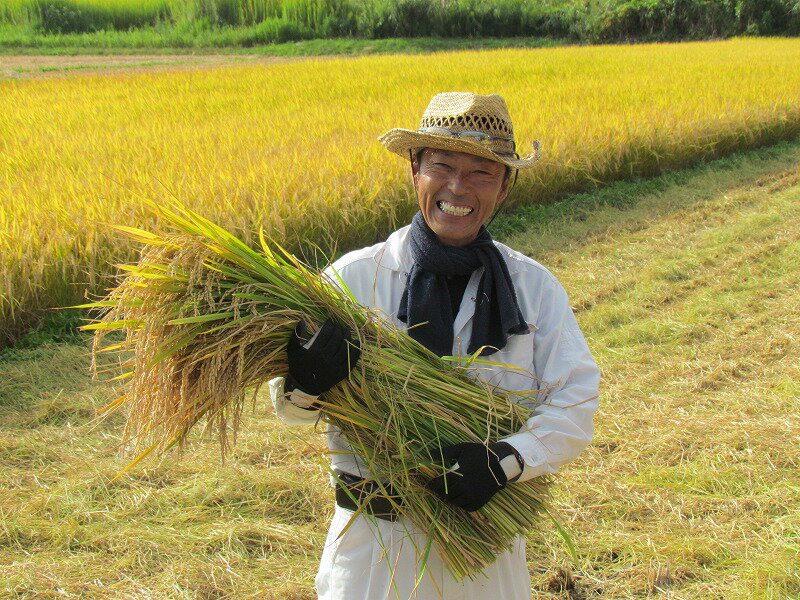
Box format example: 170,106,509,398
315,505,532,600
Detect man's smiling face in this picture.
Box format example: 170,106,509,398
412,148,510,247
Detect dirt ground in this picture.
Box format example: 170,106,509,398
0,54,297,79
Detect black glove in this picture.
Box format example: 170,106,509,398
286,319,360,396
426,442,516,512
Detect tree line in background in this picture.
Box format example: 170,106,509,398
0,0,798,43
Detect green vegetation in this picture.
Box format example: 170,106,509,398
1,141,798,598
0,29,564,54
12,59,187,72
1,0,798,50
0,309,84,352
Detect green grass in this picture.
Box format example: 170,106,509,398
12,60,182,72
0,309,85,352
0,29,566,55
1,142,799,598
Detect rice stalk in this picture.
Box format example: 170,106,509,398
85,201,550,580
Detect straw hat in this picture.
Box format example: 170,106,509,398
379,92,540,170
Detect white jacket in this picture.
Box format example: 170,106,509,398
270,224,600,483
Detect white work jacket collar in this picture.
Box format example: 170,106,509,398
379,224,525,276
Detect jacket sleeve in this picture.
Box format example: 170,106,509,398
268,376,321,426
500,277,600,482
268,264,343,426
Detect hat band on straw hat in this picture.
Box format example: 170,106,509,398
416,127,517,157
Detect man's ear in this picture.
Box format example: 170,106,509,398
410,152,421,189
497,168,512,205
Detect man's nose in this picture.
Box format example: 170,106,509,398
446,170,470,196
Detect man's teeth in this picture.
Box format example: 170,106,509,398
438,201,473,216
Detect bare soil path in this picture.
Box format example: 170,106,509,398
0,53,298,79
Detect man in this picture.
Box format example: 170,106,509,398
269,92,600,599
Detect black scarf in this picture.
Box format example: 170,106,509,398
398,212,529,357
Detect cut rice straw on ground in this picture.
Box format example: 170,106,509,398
83,201,551,580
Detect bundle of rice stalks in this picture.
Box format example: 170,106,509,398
85,203,551,580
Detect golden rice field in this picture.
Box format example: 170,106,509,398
2,37,800,346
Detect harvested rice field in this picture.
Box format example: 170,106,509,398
1,142,798,599
2,38,800,345
0,53,298,79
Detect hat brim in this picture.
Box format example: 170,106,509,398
379,128,539,170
